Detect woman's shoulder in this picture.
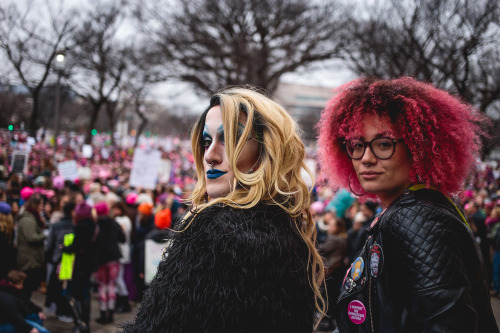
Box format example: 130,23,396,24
381,188,466,235
194,202,292,228
17,210,35,224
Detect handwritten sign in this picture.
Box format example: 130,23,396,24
57,160,79,181
129,149,161,189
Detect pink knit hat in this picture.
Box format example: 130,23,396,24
20,187,34,200
74,202,93,222
94,202,109,216
126,192,138,205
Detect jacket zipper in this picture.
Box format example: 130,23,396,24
369,274,375,332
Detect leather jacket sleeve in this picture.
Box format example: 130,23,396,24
382,200,490,332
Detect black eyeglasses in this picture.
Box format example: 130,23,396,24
344,137,404,160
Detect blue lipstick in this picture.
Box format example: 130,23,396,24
207,169,227,179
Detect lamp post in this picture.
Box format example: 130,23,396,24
53,51,66,155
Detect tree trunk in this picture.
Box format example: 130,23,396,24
106,103,116,146
85,104,101,144
134,117,148,148
28,93,40,139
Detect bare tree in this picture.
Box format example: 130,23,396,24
68,0,129,144
341,0,500,114
135,0,348,95
120,42,169,147
0,0,78,137
0,86,32,128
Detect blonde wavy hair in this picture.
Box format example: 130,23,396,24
186,86,326,321
0,212,14,245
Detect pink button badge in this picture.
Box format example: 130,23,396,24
347,300,366,324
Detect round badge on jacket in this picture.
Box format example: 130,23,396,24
369,243,384,277
347,300,366,324
350,257,364,281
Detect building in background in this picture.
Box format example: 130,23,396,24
274,83,334,142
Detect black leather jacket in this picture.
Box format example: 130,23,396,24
335,188,498,333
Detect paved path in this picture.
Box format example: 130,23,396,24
33,291,137,333
33,290,500,332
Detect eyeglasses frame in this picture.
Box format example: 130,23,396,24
343,137,404,160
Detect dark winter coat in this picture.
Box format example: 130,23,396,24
63,217,99,273
122,202,316,333
335,188,498,333
96,216,125,266
46,215,74,264
0,280,41,333
318,234,347,276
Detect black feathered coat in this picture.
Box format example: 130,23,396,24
122,202,316,333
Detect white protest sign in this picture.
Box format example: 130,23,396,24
144,239,170,284
129,148,161,189
82,144,93,158
158,159,172,184
57,160,79,181
78,166,92,180
101,147,109,160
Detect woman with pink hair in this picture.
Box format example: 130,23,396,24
318,77,498,332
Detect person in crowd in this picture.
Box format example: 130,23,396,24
465,199,491,281
16,194,47,299
317,77,498,332
112,201,133,313
0,270,51,333
131,201,154,302
145,206,172,243
317,213,348,331
311,201,328,245
122,87,325,332
489,204,500,297
62,202,99,333
44,199,75,322
94,202,125,324
345,200,378,264
47,194,67,225
0,201,16,279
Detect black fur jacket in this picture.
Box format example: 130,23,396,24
122,202,316,333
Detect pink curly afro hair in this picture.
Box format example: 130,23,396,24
317,77,489,197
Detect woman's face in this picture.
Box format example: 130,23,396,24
44,202,52,216
351,114,412,207
327,216,339,235
203,106,260,199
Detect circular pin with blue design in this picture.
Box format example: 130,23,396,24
350,257,364,281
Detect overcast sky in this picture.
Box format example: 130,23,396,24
151,59,356,114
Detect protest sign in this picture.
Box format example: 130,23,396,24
11,150,29,174
158,159,172,184
129,148,161,189
57,160,79,181
145,239,170,284
82,144,93,158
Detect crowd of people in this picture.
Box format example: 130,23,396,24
0,80,500,332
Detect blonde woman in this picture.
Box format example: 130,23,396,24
122,87,325,332
0,201,15,278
